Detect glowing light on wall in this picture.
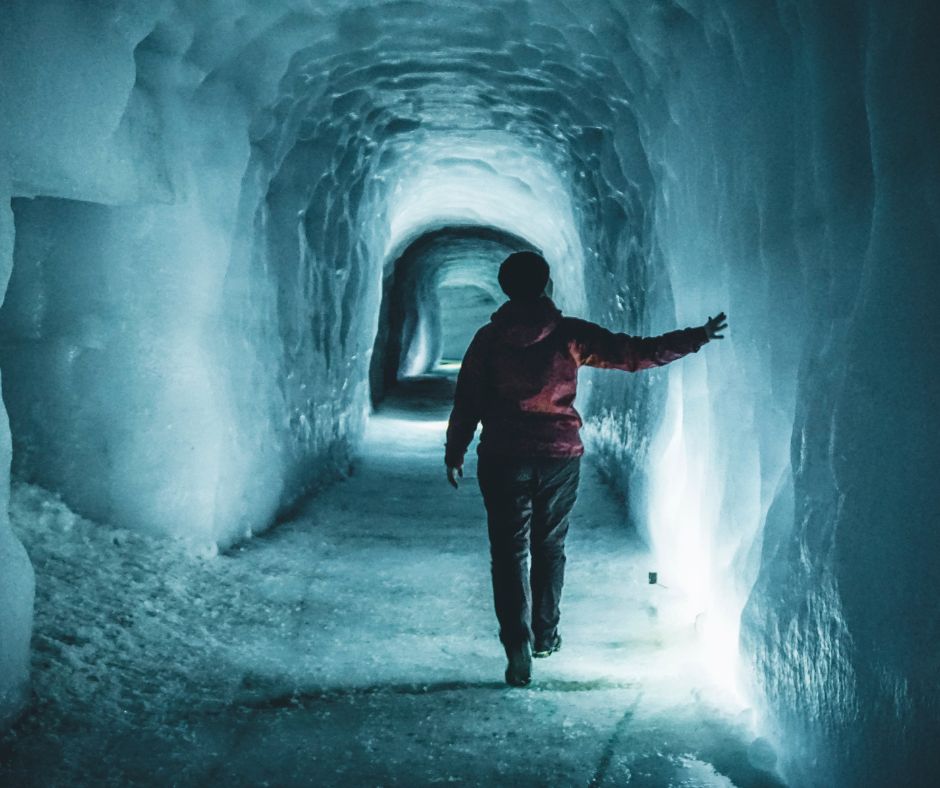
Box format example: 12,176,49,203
646,368,748,707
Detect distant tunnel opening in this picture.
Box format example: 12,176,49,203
368,225,539,406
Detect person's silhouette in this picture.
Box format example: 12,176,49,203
445,251,727,686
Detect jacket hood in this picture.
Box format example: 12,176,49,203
490,296,562,348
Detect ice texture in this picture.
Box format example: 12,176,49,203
0,403,776,785
0,0,938,782
0,199,34,727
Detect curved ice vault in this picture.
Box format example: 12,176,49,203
1,1,939,784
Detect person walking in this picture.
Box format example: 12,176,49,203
444,251,727,686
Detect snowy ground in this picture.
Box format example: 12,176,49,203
0,377,782,787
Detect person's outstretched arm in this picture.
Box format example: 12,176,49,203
444,329,489,488
571,312,727,371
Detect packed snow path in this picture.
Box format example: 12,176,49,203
1,378,779,787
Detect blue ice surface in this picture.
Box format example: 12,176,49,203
0,1,937,783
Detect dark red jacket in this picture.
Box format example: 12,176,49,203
444,297,709,466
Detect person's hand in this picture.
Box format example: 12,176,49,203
447,465,463,489
704,312,728,340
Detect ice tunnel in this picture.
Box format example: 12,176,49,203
371,225,536,397
1,1,939,784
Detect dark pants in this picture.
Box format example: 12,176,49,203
477,455,581,651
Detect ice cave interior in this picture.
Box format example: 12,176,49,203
0,1,938,785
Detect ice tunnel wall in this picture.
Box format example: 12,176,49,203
1,1,939,783
620,2,940,783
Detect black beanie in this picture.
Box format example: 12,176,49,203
498,251,550,301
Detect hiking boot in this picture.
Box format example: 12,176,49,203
504,641,532,687
533,633,562,659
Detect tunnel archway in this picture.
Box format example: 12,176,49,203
369,225,538,404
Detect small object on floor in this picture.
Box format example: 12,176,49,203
533,633,562,659
504,641,532,686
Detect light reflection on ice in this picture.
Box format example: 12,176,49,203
646,371,749,709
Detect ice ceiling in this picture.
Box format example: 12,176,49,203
1,0,938,784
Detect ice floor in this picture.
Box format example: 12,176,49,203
0,378,782,787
